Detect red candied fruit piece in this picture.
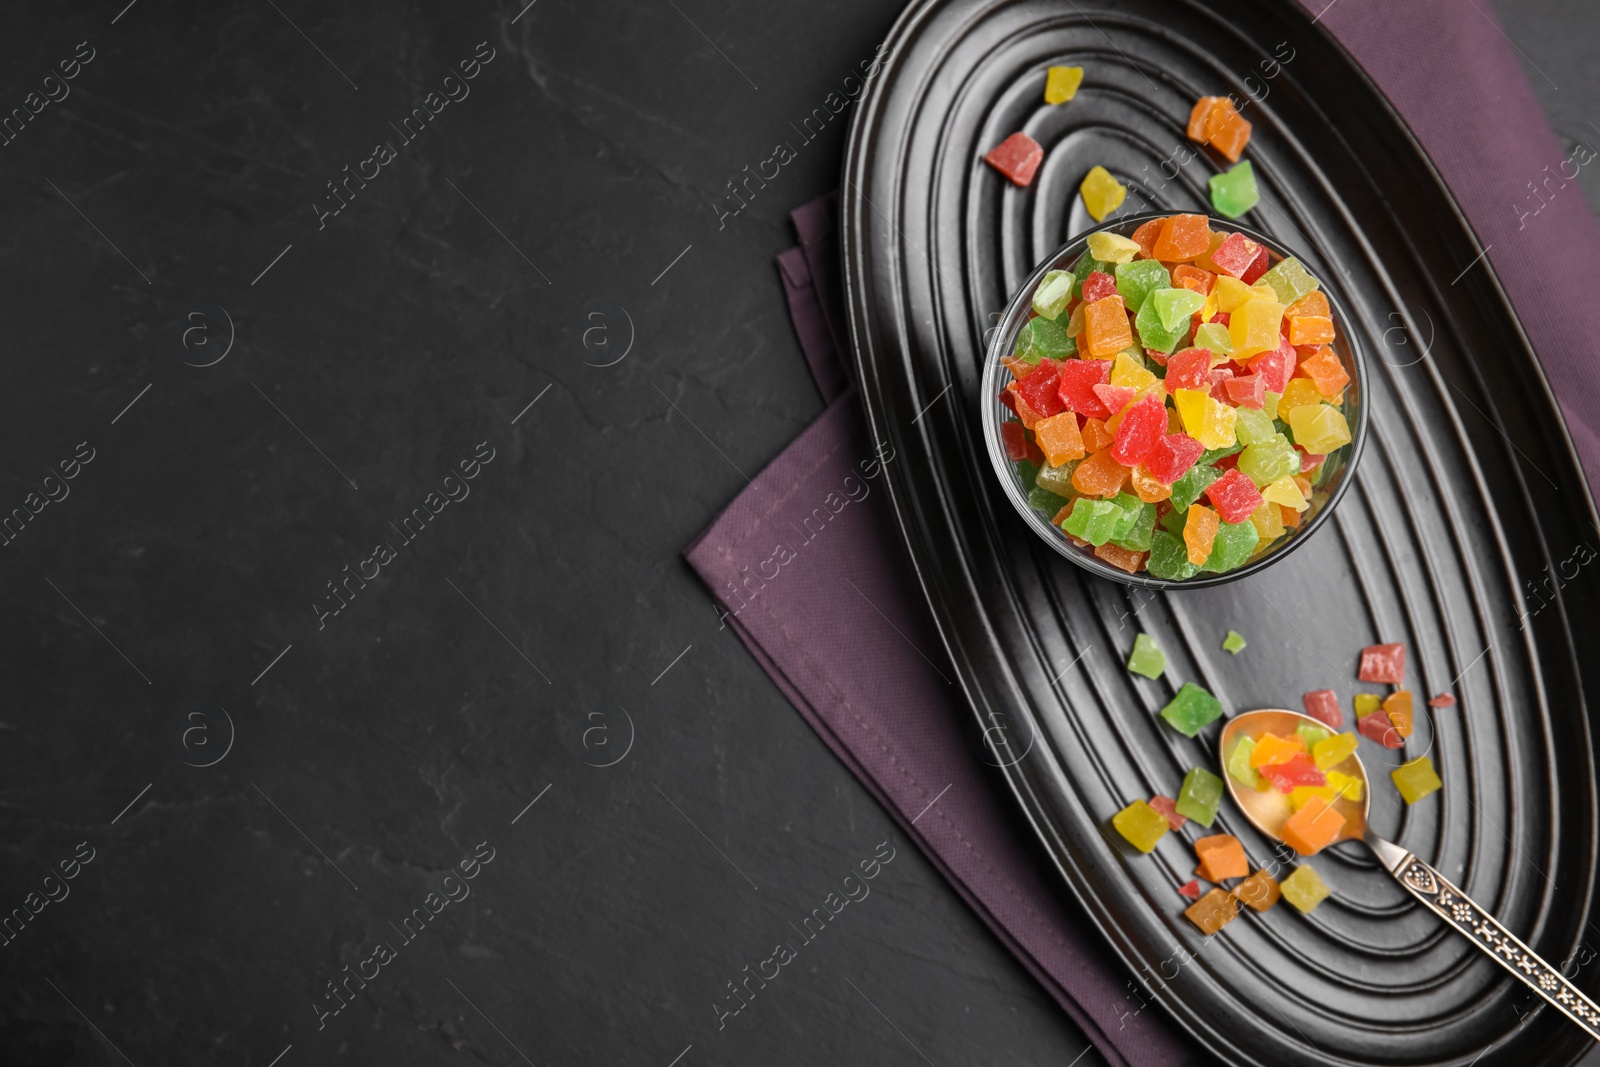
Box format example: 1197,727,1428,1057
1214,451,1241,471
1429,693,1457,708
1081,270,1118,303
1212,311,1231,328
1296,447,1326,473
1248,343,1297,394
1057,359,1113,418
1016,361,1066,418
1209,232,1263,279
1260,754,1327,792
1000,420,1042,463
1240,245,1272,284
1111,394,1168,466
1358,642,1406,684
1092,383,1137,414
1148,795,1188,831
998,387,1019,415
1144,433,1205,484
1224,373,1266,409
1205,468,1265,524
1178,879,1202,900
984,132,1045,187
1208,366,1235,403
1144,347,1169,367
1358,710,1404,749
1302,689,1343,729
1165,348,1211,391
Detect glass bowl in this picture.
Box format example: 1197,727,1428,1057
979,212,1368,589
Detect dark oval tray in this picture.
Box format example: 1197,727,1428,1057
839,1,1600,1064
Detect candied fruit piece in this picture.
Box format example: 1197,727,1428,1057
1312,731,1358,770
1130,218,1163,257
1112,799,1169,853
1280,864,1331,912
1148,794,1187,831
1032,270,1075,320
1144,433,1204,485
1169,463,1221,512
1297,722,1331,749
1083,295,1135,357
1286,291,1330,319
1384,690,1414,739
1205,468,1265,524
1201,518,1258,573
1261,475,1308,511
1287,403,1351,455
1183,504,1220,565
1147,530,1199,581
1194,833,1249,881
1152,213,1211,261
1326,770,1362,802
1082,417,1114,452
1131,463,1172,503
1178,878,1202,900
1062,497,1121,545
1175,767,1225,828
1359,643,1406,684
1229,297,1285,359
1154,287,1206,332
1080,165,1127,221
1234,869,1280,911
1044,65,1084,104
1111,395,1167,466
1282,794,1345,855
1126,633,1166,679
1114,258,1170,312
1210,234,1263,280
1171,263,1216,295
1226,736,1264,790
1159,682,1223,737
1296,345,1350,396
1289,785,1335,811
1057,359,1113,417
1095,542,1146,573
1185,886,1240,934
1208,160,1259,218
1249,343,1297,394
1165,348,1210,392
1208,106,1252,163
1358,710,1404,749
1248,501,1285,541
1087,231,1142,264
1259,256,1321,306
1223,630,1246,654
1429,693,1456,708
1134,296,1188,354
1391,757,1442,804
1000,420,1042,463
1035,459,1079,497
1082,270,1119,303
1034,411,1087,467
1260,754,1326,792
1186,97,1225,141
1250,732,1304,768
1224,372,1266,410
1289,315,1335,346
1072,449,1130,498
985,132,1044,187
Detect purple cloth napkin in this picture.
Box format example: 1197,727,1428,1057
687,3,1600,1064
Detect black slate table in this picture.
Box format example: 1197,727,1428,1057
0,1,1593,1065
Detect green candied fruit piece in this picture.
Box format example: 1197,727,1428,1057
1026,316,1073,360
1160,682,1224,737
1201,519,1261,573
1296,722,1332,749
1034,458,1079,497
1222,630,1247,654
1226,736,1263,788
1262,390,1282,420
1126,633,1166,679
1028,484,1072,517
1237,435,1300,486
1134,297,1187,354
1208,160,1259,219
1015,458,1039,491
1073,252,1111,286
1032,269,1075,320
1153,287,1205,332
1169,464,1222,512
1113,258,1171,313
1194,321,1232,354
1062,497,1122,546
1175,766,1225,828
1013,325,1043,364
1147,530,1199,581
1114,502,1157,552
1199,443,1243,465
1259,256,1321,306
1108,492,1144,537
1234,407,1276,447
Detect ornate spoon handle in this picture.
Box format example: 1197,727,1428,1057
1387,848,1600,1040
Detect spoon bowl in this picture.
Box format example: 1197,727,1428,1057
1218,708,1369,848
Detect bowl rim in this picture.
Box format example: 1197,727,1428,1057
979,211,1370,590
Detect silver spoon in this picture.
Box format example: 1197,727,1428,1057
1219,708,1600,1040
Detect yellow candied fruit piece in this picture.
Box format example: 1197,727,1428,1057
1288,403,1353,455
1327,770,1363,802
1354,693,1381,715
1110,351,1157,391
1214,275,1253,312
1312,731,1358,770
1044,65,1084,105
1276,377,1324,418
1064,302,1086,338
1228,297,1285,359
1080,166,1127,222
1392,757,1442,804
1087,231,1142,264
1262,475,1309,511
1112,799,1170,852
1280,865,1331,913
1289,785,1335,812
1249,502,1285,540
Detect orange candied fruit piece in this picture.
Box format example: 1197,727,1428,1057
1209,107,1253,163
1384,690,1414,739
1193,833,1250,882
1289,316,1336,346
1095,542,1146,574
1083,295,1134,358
1171,263,1216,295
1131,464,1172,503
1296,346,1350,396
1001,354,1032,377
1081,416,1114,453
1186,96,1225,142
1033,412,1086,466
1072,449,1131,498
1249,732,1305,768
1183,503,1220,566
1282,794,1346,855
1285,291,1330,319
1152,213,1212,262
1131,218,1164,259
1281,502,1301,528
